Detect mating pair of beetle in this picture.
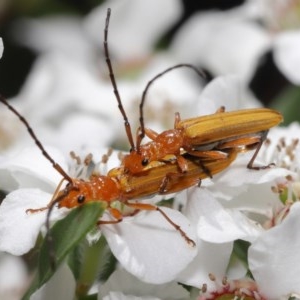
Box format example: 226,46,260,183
0,8,283,246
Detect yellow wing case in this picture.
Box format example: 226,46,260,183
179,108,283,144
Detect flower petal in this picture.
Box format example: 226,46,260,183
274,30,300,85
185,188,262,243
0,189,63,255
85,0,182,62
101,207,197,284
249,202,300,298
0,146,66,193
194,75,261,117
211,154,291,188
13,16,92,62
171,11,270,81
177,240,233,289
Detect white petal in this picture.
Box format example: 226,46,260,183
31,264,75,300
0,146,66,193
249,202,300,298
274,30,300,85
194,75,261,116
14,54,119,127
0,189,60,255
136,54,203,117
185,188,262,243
220,181,283,216
48,113,113,154
98,268,189,299
177,241,233,289
85,0,182,62
171,12,270,81
13,16,93,63
101,207,197,284
212,154,291,188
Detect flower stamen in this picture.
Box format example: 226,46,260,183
198,275,266,300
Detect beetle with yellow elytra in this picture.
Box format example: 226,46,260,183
122,81,283,174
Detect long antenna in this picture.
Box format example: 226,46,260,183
137,64,206,149
0,94,73,183
104,8,136,151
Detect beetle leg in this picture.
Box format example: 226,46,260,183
188,149,228,160
216,131,273,170
217,136,262,150
176,155,189,172
26,178,68,213
124,200,195,246
97,207,123,225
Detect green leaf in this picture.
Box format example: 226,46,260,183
272,85,300,125
233,239,250,263
22,202,105,300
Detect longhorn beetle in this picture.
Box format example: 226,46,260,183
120,64,282,174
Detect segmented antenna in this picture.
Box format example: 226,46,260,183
137,64,206,150
104,8,136,151
0,94,73,183
0,94,75,269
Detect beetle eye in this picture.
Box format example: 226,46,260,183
77,195,85,203
141,158,149,166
